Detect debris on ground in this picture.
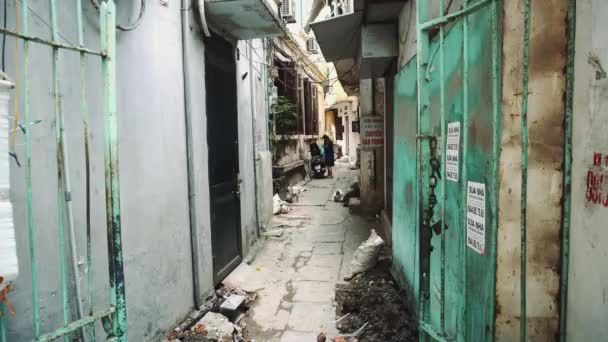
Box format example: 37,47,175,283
198,312,235,341
273,194,291,215
219,294,247,321
342,180,360,207
285,185,303,203
335,259,417,342
333,189,344,202
167,286,258,342
345,230,384,279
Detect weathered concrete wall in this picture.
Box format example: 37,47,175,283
2,2,200,340
236,39,268,256
568,1,608,340
496,0,567,340
359,78,385,213
1,1,266,340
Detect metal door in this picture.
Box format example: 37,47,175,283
413,0,500,341
205,36,242,284
0,1,126,341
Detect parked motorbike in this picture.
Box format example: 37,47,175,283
309,143,326,178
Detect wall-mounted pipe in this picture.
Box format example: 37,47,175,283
197,0,211,37
559,0,576,340
248,42,260,236
181,0,204,307
520,0,532,340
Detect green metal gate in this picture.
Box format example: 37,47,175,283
393,0,500,341
0,1,126,341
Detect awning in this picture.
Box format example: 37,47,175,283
205,0,286,40
309,12,363,62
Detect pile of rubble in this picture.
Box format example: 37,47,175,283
166,288,256,342
334,258,417,342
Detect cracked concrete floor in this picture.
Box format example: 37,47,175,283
223,165,374,342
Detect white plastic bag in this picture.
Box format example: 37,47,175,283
346,229,384,279
272,194,281,215
0,80,17,287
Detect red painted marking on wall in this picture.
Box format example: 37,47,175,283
586,153,608,207
594,152,603,166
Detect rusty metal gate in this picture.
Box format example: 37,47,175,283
393,0,576,341
393,0,501,341
0,1,126,341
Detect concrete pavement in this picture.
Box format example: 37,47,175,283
223,166,375,341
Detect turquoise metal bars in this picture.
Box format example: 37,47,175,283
36,307,115,342
101,2,128,340
48,2,71,340
559,0,576,340
520,0,531,340
0,28,107,57
420,0,492,31
1,302,5,342
415,0,431,328
1,0,126,340
438,0,447,334
489,0,503,339
77,0,96,340
22,0,40,338
461,0,469,339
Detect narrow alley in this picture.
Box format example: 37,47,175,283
224,164,373,341
1,0,607,341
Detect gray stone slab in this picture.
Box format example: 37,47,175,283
295,265,340,282
287,302,337,332
280,330,320,342
308,230,345,243
308,254,343,267
293,281,335,303
313,242,343,255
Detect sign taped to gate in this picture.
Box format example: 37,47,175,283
446,122,460,182
467,181,485,255
361,116,384,149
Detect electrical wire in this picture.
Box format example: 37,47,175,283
1,0,6,72
90,0,146,31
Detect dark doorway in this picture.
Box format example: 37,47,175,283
205,35,242,284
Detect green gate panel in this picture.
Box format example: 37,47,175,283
392,3,499,341
392,58,419,312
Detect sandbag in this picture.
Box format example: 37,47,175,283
346,230,384,279
272,194,281,215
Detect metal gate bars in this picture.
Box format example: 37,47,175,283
0,1,126,341
415,0,500,341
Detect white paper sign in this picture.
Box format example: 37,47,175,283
446,122,460,182
467,181,486,255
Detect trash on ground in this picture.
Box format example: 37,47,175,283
336,259,417,342
219,294,246,321
333,189,344,202
272,194,281,215
198,312,235,341
345,230,384,279
342,180,361,206
285,185,302,203
273,194,291,215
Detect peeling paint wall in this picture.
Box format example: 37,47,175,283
237,39,268,257
1,1,267,340
568,1,608,340
496,0,567,340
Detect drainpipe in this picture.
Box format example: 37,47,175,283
181,0,204,307
249,42,261,234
